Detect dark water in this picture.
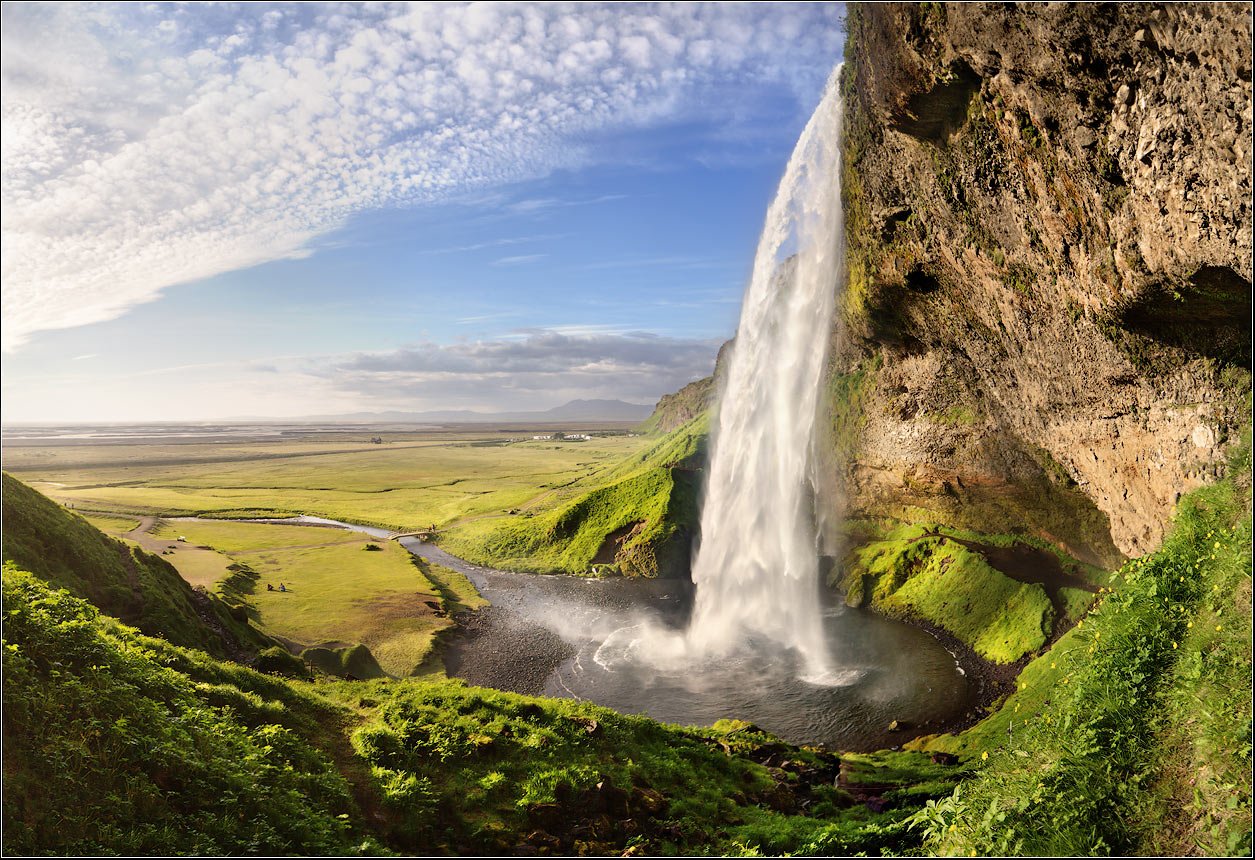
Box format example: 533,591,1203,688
223,516,974,751
405,539,974,752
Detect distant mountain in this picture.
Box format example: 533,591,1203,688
299,398,654,424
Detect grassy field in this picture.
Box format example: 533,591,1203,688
148,519,465,677
839,522,1104,664
5,432,652,532
79,512,140,536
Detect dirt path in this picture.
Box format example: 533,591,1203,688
122,516,232,590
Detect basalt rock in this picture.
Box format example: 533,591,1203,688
836,2,1251,559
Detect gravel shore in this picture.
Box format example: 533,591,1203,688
441,605,576,696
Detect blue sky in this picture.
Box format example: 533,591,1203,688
1,2,844,422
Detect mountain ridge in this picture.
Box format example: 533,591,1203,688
286,398,655,424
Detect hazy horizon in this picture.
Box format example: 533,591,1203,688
1,2,845,423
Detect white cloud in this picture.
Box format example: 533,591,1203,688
490,253,547,266
1,2,843,350
311,329,720,410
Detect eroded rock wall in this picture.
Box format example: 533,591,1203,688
837,2,1251,561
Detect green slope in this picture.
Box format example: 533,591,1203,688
2,563,942,856
441,413,709,577
2,472,268,658
1,565,366,856
909,455,1252,856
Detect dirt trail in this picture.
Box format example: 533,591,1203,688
122,516,231,590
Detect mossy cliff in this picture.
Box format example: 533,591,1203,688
833,2,1251,564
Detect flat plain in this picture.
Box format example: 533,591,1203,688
4,423,643,675
5,424,651,531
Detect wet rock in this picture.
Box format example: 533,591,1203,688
630,786,667,817
526,803,566,832
931,751,960,766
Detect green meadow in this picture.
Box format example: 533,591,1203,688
5,432,652,531
147,519,477,678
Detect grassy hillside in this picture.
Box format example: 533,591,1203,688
1,565,366,856
840,522,1104,664
2,563,944,857
440,413,709,577
908,455,1252,856
1,473,267,658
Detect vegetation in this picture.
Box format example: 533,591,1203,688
150,519,465,677
2,558,936,857
440,414,708,576
1,473,266,658
1,566,366,856
907,458,1251,856
840,522,1102,664
4,432,652,532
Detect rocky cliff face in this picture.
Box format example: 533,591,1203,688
835,2,1251,563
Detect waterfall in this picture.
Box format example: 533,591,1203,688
684,68,846,679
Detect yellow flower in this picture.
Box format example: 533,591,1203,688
1050,661,1056,669
1214,541,1221,549
1188,621,1194,628
1078,620,1084,628
950,824,957,832
1216,624,1223,632
982,751,989,761
1172,642,1178,649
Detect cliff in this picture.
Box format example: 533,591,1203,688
835,2,1251,564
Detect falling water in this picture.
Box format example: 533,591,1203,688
684,69,846,679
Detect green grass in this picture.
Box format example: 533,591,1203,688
322,677,917,856
1,473,267,658
1,566,368,856
150,519,457,677
440,414,708,576
842,523,1059,663
6,433,653,532
907,474,1252,856
154,519,363,552
79,512,139,535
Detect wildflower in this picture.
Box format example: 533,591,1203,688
1172,642,1178,649
1050,661,1056,669
950,824,956,832
1214,541,1221,549
981,751,989,761
1216,624,1223,632
1188,621,1194,628
1078,620,1083,628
